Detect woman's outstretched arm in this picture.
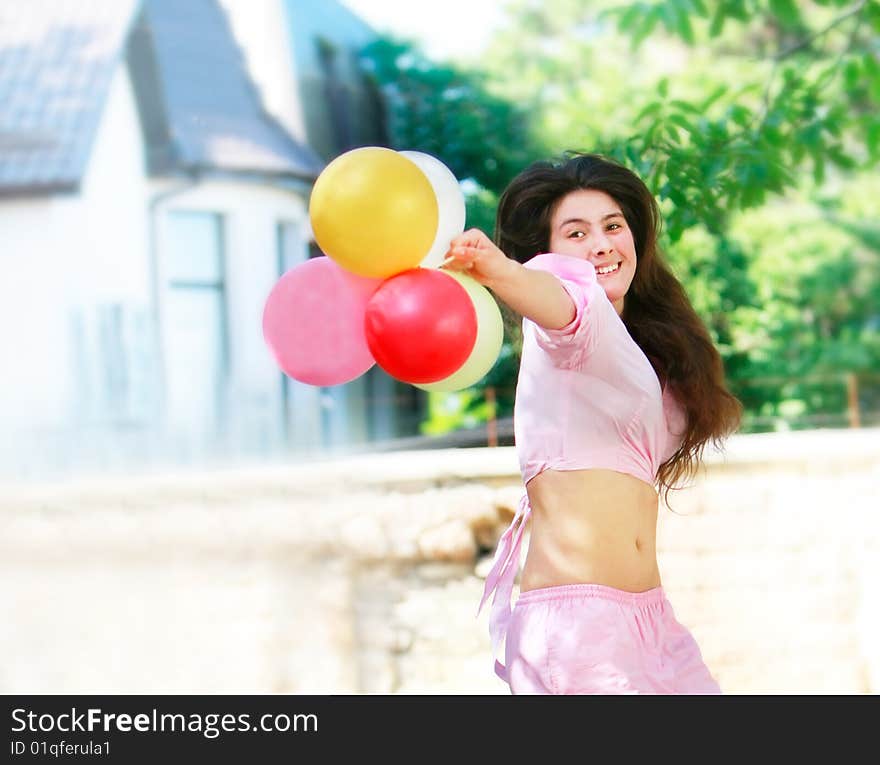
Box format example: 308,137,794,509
441,228,576,331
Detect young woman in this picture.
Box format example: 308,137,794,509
441,153,742,694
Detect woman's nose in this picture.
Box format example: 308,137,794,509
589,233,612,256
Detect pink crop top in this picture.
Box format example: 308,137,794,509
514,252,687,488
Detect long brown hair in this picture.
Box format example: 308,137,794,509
495,152,743,508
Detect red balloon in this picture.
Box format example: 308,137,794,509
365,268,477,384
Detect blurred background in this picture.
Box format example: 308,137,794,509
1,0,878,694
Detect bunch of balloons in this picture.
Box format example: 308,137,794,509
262,147,503,392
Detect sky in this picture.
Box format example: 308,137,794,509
338,0,506,61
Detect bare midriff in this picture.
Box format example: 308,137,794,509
520,468,662,594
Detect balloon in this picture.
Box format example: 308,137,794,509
262,256,382,386
309,147,439,279
400,150,466,270
364,268,477,384
414,270,504,392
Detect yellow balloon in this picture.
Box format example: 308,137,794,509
309,147,439,279
415,270,504,392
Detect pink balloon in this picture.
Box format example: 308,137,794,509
262,256,381,385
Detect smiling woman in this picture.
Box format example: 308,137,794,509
441,152,743,694
548,189,637,315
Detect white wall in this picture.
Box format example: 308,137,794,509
0,56,379,478
0,193,68,428
0,64,153,476
151,178,373,463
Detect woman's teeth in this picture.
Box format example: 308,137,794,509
597,262,620,275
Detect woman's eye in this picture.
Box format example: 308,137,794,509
607,223,621,231
568,230,585,239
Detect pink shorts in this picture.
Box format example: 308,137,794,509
478,492,721,695
504,583,722,695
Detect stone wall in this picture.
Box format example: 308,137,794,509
1,427,877,694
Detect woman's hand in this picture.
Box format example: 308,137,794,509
441,229,573,330
439,228,516,291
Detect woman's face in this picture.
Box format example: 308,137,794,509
547,188,637,315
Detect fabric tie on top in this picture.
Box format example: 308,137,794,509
476,492,532,683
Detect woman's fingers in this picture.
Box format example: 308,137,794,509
449,228,491,250
441,246,481,270
448,244,483,258
441,229,495,274
440,253,474,270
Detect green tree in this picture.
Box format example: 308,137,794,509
599,0,879,236
359,0,880,435
594,0,880,428
481,0,880,431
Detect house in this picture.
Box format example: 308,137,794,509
0,0,425,478
219,0,389,162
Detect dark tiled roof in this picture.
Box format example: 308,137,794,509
0,0,324,195
129,0,324,180
0,0,141,195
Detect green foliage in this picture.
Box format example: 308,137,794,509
420,389,485,434
463,183,501,241
357,38,544,194
357,0,880,435
602,0,880,429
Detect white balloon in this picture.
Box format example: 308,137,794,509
399,150,466,269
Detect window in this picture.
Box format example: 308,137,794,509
163,211,229,446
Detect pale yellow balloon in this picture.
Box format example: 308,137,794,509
415,270,504,392
309,147,439,279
